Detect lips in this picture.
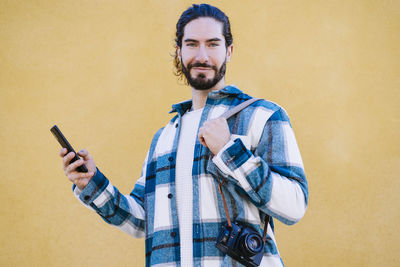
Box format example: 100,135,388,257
193,67,212,71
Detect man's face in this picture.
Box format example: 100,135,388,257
178,17,233,90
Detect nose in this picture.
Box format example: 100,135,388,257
195,45,209,63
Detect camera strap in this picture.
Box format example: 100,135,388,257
220,98,261,119
216,97,270,242
216,174,270,242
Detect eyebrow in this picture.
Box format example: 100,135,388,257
184,38,222,43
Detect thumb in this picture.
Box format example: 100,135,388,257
77,149,91,160
198,134,208,148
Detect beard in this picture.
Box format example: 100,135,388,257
181,59,226,91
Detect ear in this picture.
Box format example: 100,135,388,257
225,44,233,63
176,45,182,61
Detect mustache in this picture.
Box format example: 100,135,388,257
188,62,217,70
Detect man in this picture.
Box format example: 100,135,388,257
60,4,308,267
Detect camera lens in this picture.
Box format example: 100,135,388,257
248,236,260,250
240,233,264,256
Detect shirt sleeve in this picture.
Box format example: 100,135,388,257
212,107,309,225
73,152,149,238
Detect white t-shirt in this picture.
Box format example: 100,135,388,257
175,108,203,266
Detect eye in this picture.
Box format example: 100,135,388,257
209,43,219,47
186,43,196,47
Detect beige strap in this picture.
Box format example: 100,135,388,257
220,98,261,119
262,214,270,242
217,175,232,228
216,97,270,241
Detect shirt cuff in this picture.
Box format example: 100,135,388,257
77,168,109,205
212,137,253,176
73,185,82,198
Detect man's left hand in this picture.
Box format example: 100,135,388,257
198,117,230,155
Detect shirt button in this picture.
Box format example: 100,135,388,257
84,195,90,201
168,157,173,162
170,232,176,237
175,123,178,128
168,193,173,199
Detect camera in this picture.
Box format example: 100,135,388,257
216,221,264,267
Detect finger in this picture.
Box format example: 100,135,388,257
66,158,84,174
77,149,93,161
77,149,88,157
80,154,93,162
62,152,75,168
220,118,229,128
216,119,225,127
198,133,208,147
68,171,95,182
198,126,209,136
203,120,212,127
59,148,68,157
200,138,207,147
218,117,227,123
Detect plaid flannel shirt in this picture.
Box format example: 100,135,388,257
74,85,309,266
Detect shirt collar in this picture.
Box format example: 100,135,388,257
169,85,242,115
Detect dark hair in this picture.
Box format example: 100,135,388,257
173,4,233,82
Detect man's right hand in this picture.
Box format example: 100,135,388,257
59,148,96,190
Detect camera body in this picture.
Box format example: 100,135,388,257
216,221,264,267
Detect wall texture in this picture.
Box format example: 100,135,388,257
0,0,399,266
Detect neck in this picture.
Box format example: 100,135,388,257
191,78,226,110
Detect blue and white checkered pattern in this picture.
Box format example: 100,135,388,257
74,85,309,267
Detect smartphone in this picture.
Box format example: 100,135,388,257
50,125,88,173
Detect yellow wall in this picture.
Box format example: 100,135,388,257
1,1,399,266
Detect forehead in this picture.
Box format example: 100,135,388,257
183,17,224,41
